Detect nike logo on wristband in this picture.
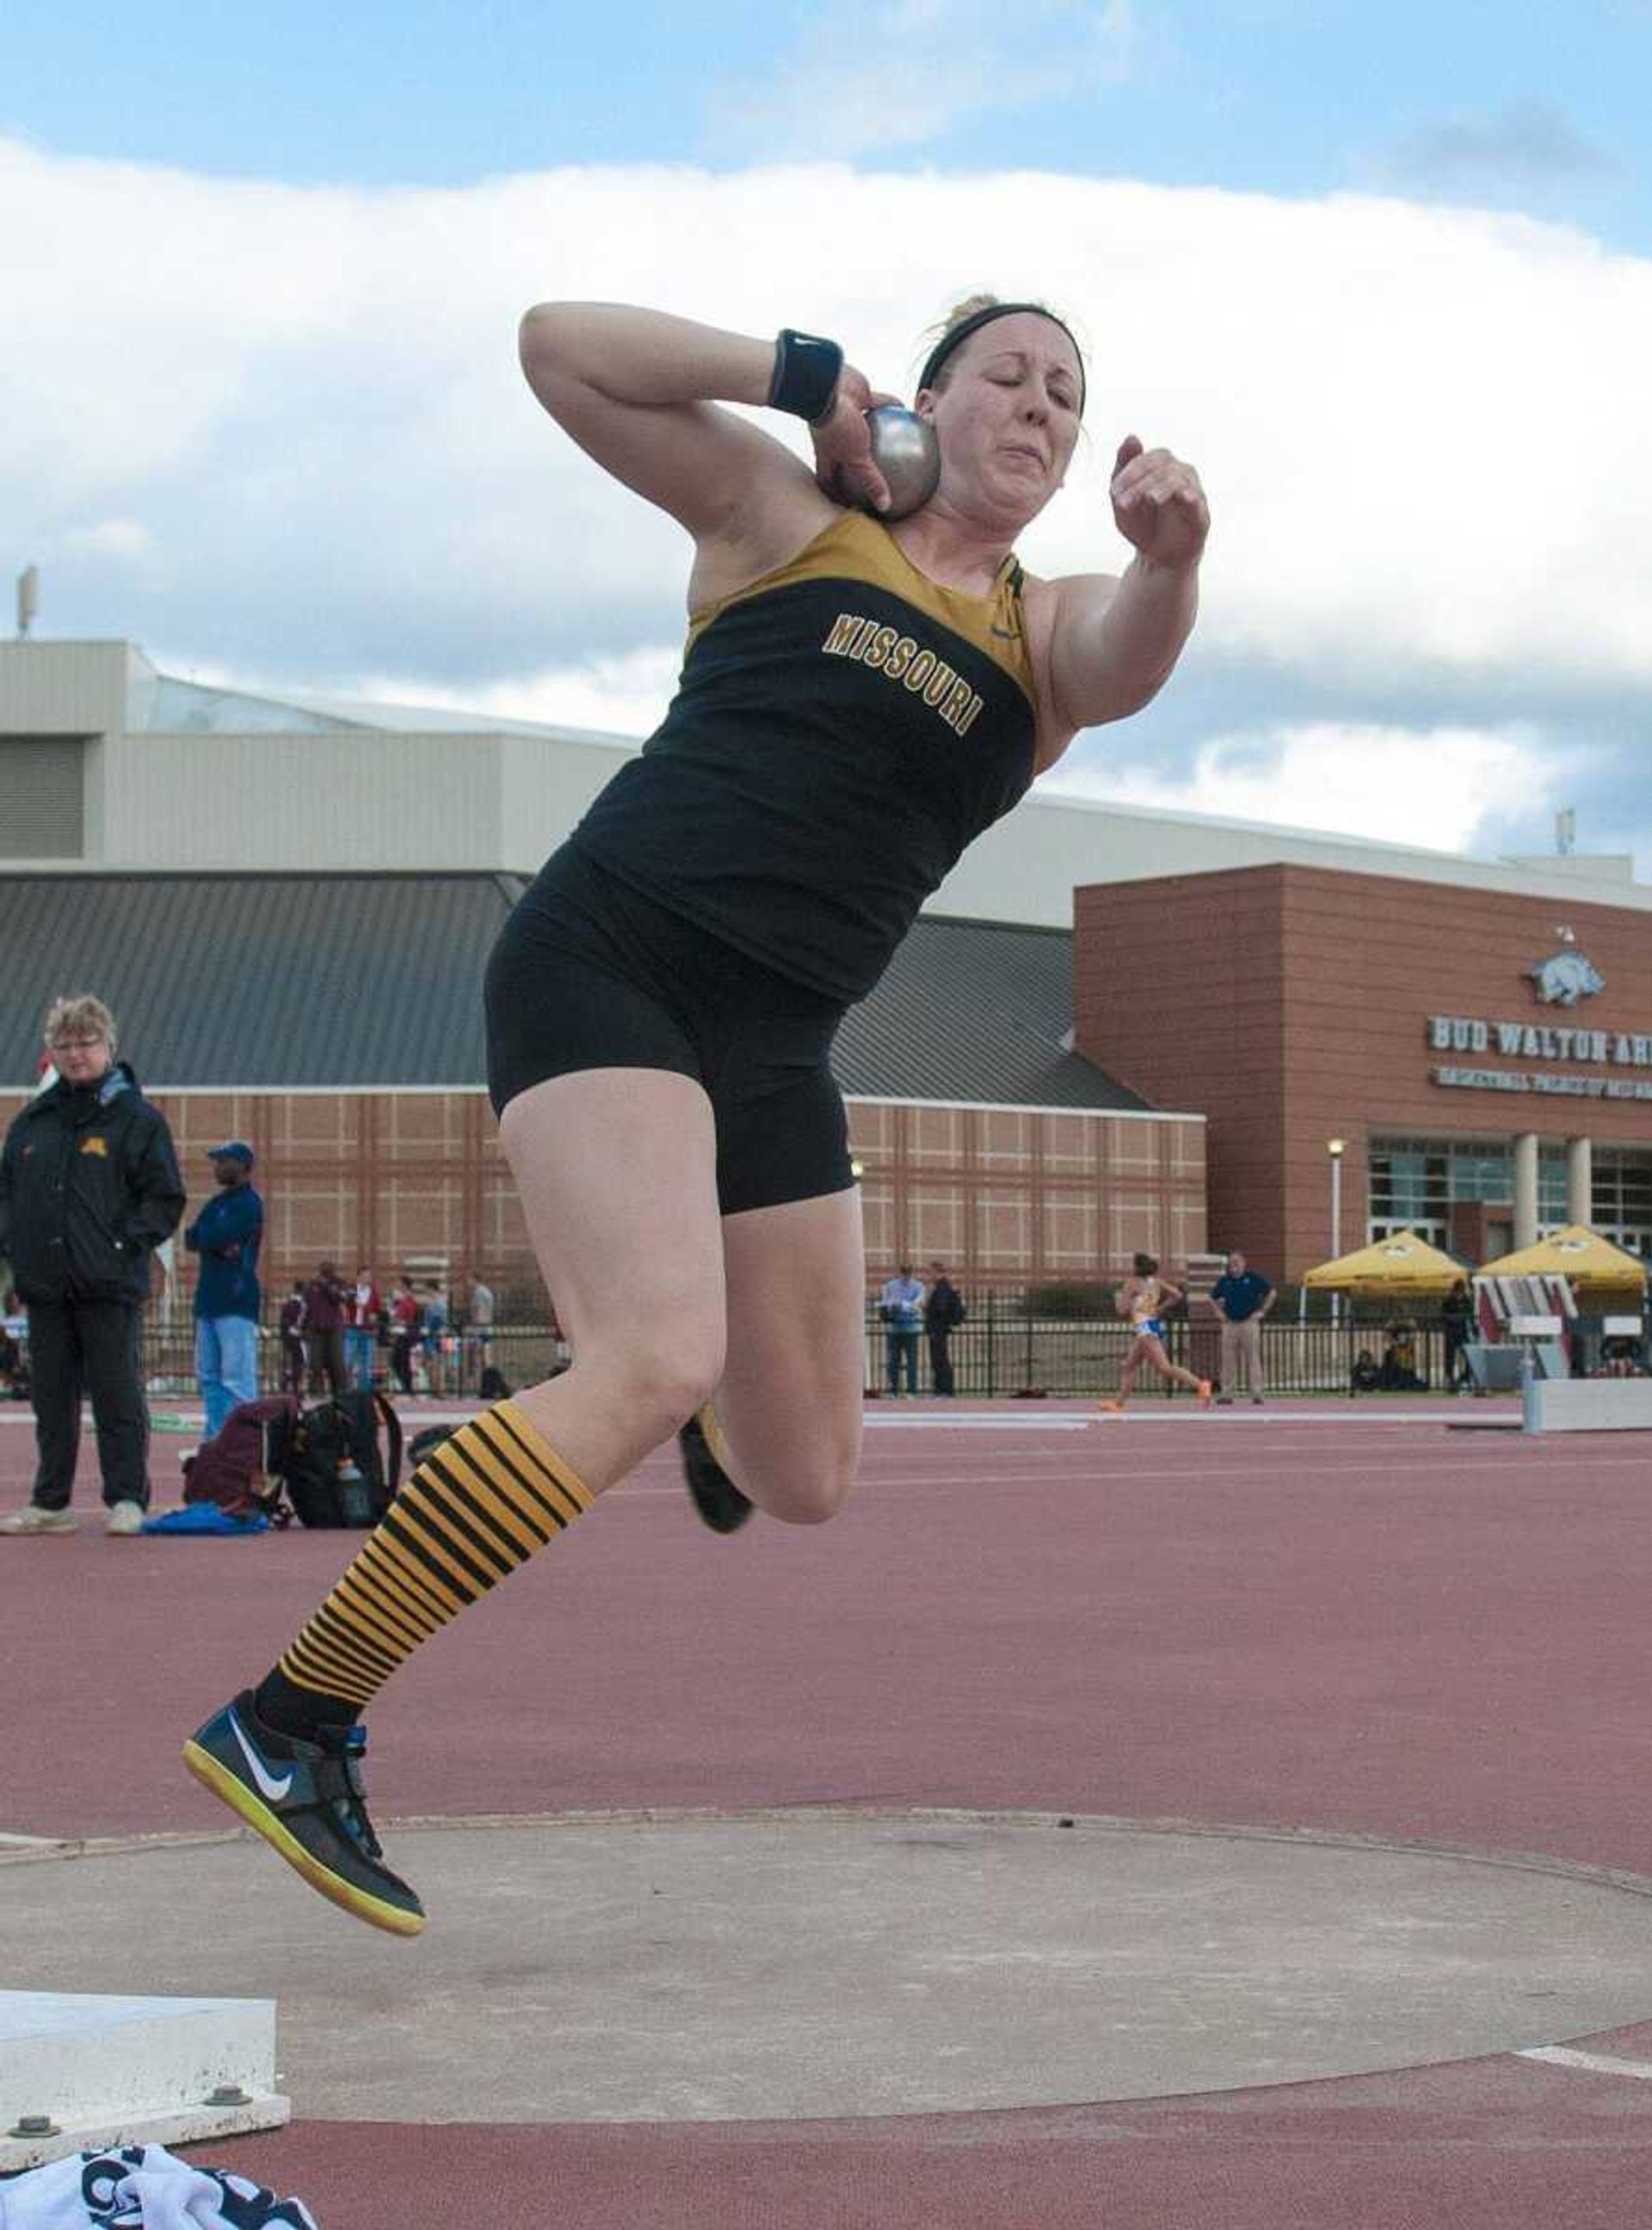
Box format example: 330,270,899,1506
229,1709,295,1802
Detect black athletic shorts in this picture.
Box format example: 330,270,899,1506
484,842,853,1217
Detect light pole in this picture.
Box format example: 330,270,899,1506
1327,1137,1347,1328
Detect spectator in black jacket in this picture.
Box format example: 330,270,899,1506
1441,1278,1475,1393
278,1282,307,1397
0,995,185,1536
923,1260,966,1396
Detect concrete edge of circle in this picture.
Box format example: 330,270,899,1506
7,1802,1652,1910
11,1807,1652,2128
0,2093,291,2176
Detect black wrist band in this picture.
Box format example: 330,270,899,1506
768,329,844,425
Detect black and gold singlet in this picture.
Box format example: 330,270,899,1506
570,509,1039,1003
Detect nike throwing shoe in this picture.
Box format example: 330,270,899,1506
677,1407,753,1535
182,1691,425,1936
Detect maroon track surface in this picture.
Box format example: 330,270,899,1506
7,1400,1652,2227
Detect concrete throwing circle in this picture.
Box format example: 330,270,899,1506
8,1809,1652,2122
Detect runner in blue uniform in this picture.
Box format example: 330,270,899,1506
1100,1254,1212,1412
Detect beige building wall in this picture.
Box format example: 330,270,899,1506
0,640,133,736
6,638,1649,925
102,730,512,872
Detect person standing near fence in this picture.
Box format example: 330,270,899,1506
421,1279,450,1393
880,1263,925,1396
185,1142,264,1440
278,1282,307,1397
923,1260,965,1396
343,1269,381,1391
1441,1278,1474,1393
388,1275,422,1396
301,1261,348,1397
1208,1248,1273,1406
466,1273,496,1393
0,995,184,1537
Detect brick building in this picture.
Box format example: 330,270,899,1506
0,875,1205,1313
1076,865,1652,1278
8,633,1651,1309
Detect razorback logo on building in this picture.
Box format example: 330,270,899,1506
1530,948,1606,1007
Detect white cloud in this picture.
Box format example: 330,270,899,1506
708,1,1135,159
348,648,681,739
61,519,153,561
1046,721,1557,853
2,134,1649,717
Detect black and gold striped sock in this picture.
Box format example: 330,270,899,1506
254,1399,594,1734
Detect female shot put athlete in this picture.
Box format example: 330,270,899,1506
185,294,1210,1933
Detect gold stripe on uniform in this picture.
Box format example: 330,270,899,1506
687,509,1035,703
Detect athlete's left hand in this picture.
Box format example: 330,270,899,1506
1110,437,1209,570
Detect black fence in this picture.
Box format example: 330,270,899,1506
863,1299,1452,1400
132,1324,568,1405
120,1306,1464,1407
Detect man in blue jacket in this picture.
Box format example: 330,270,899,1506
1208,1247,1275,1406
0,995,184,1535
186,1143,265,1439
879,1262,925,1397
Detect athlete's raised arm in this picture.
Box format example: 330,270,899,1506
518,303,893,569
1032,435,1209,766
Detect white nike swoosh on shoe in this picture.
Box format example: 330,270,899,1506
228,1709,296,1802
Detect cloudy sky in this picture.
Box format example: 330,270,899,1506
4,1,1649,868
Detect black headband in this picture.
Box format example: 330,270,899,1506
917,302,1086,414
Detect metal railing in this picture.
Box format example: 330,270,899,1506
119,1309,1473,1406
862,1302,1451,1400
132,1326,567,1404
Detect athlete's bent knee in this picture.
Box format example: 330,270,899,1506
746,1450,859,1527
583,1334,724,1445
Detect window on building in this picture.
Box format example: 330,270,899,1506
1368,1135,1570,1246
1448,1147,1510,1202
1538,1148,1569,1227
1369,1142,1448,1239
1593,1149,1652,1256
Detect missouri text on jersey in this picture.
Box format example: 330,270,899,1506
822,613,986,736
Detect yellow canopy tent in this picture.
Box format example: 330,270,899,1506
1477,1224,1648,1290
1300,1230,1466,1299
